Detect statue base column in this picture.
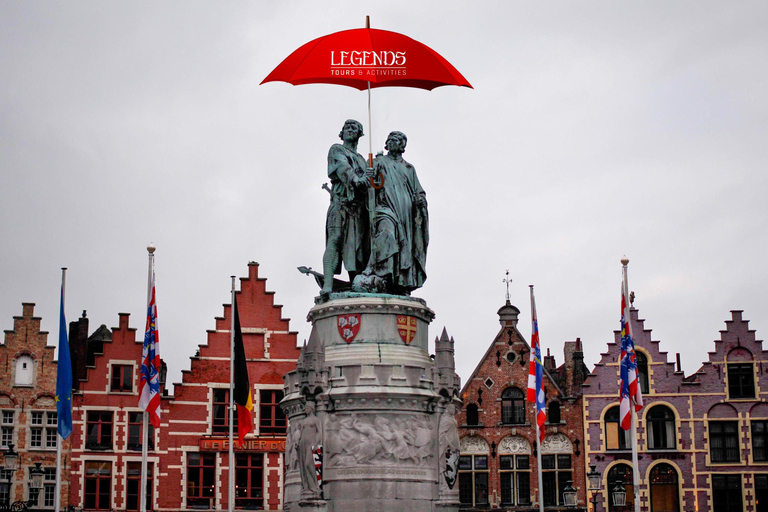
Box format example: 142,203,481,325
282,293,461,512
299,499,328,512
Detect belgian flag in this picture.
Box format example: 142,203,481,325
233,295,254,443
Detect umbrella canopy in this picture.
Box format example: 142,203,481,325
261,27,472,91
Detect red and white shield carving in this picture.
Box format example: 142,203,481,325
397,315,418,344
337,314,361,343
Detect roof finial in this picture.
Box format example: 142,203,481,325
503,270,512,303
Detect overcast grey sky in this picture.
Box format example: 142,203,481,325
2,1,767,389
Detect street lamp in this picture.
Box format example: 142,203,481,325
2,443,19,509
28,463,45,507
2,444,46,512
611,480,627,508
2,444,18,471
562,480,578,508
587,465,601,511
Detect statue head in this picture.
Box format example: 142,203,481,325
339,119,364,141
385,131,407,154
305,400,316,415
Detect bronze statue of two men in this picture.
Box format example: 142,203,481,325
321,119,428,297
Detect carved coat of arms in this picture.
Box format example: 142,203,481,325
397,315,417,344
444,447,460,489
337,314,361,343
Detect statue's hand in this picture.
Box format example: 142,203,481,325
416,195,427,208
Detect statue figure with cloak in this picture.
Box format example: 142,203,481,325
355,130,429,295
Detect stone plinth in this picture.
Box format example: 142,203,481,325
282,294,460,512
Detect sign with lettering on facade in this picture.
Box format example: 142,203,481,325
199,437,286,453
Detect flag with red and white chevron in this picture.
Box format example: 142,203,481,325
139,262,161,428
526,286,546,442
619,283,643,430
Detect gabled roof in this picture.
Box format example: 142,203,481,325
459,315,565,399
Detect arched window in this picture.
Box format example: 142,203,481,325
649,463,679,512
15,355,34,386
501,388,526,425
636,352,649,394
608,464,634,512
547,402,561,424
605,406,629,450
647,405,676,450
466,404,479,426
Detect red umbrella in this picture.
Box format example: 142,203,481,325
261,17,472,158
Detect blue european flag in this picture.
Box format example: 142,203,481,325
55,281,73,439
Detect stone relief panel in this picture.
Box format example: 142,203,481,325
460,435,489,455
541,433,573,454
325,412,435,468
498,435,531,455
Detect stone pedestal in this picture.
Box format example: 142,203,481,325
282,294,460,512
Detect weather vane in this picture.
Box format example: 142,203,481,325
503,270,512,302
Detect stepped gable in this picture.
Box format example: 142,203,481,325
1,303,56,396
685,310,767,397
0,302,58,403
0,303,71,508
173,261,300,395
583,306,684,395
162,262,300,512
68,307,169,510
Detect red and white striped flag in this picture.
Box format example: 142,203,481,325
526,286,546,442
139,262,161,428
619,284,643,430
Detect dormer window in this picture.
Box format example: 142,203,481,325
728,363,755,399
15,355,34,386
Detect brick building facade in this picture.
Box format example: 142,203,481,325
68,309,168,512
583,306,768,512
456,300,589,510
14,261,301,512
0,303,70,510
159,262,299,511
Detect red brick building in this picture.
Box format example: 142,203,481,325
0,303,70,510
160,262,299,511
65,262,299,511
68,309,168,512
456,300,589,510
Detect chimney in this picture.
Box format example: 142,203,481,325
571,338,585,396
676,353,682,373
68,311,89,390
543,348,557,372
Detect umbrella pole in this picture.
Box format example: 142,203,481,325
367,80,373,165
367,79,376,258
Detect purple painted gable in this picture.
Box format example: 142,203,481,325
583,308,767,512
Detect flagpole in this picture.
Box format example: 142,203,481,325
55,268,67,512
229,276,236,512
536,424,544,512
529,286,545,512
622,258,641,512
140,246,155,512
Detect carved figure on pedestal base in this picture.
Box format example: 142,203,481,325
298,402,323,500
